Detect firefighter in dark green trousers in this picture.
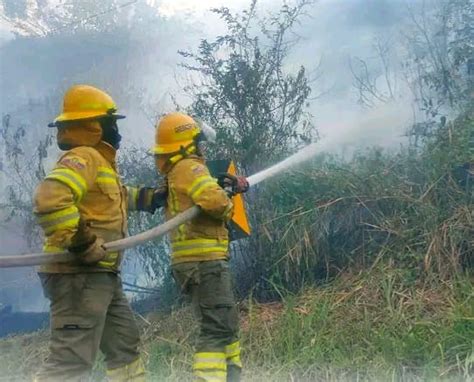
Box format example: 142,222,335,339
33,85,166,381
153,112,249,382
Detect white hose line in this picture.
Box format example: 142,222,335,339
0,207,201,268
0,142,320,268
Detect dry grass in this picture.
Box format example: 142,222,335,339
0,267,472,381
144,267,473,381
0,331,49,381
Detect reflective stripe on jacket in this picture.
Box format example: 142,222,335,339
166,156,233,264
34,143,130,273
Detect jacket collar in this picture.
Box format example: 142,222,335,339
95,141,117,168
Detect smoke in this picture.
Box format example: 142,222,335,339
0,221,48,313
249,98,414,188
317,99,414,154
154,0,265,18
0,0,425,317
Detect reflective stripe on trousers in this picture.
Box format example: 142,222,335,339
193,352,227,382
225,341,242,368
193,343,242,382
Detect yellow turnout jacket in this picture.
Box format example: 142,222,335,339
34,142,150,273
165,155,234,264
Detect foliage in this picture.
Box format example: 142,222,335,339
238,114,473,299
1,266,472,381
144,268,473,381
0,1,472,378
243,268,473,381
180,0,316,173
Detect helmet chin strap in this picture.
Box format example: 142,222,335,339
164,129,208,167
168,143,197,165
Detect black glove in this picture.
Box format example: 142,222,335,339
217,173,250,196
151,183,168,210
136,182,168,213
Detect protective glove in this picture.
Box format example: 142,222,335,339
235,175,250,193
135,181,168,213
150,181,168,211
68,219,107,265
217,173,250,196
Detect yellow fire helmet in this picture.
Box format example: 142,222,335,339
49,84,125,127
153,112,216,155
153,112,202,154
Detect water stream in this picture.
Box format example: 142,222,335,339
0,140,328,267
248,141,325,186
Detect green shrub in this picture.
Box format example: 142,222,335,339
235,115,473,298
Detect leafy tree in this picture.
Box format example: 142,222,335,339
179,0,317,173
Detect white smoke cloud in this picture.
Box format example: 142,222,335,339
0,0,427,315
317,100,414,154
154,0,255,17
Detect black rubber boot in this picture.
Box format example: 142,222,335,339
226,365,241,382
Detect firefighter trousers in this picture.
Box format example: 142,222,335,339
35,272,144,382
173,260,242,382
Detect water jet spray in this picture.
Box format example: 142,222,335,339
0,142,322,268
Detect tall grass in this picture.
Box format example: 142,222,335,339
142,265,472,381
236,115,473,299
1,266,471,381
244,267,473,381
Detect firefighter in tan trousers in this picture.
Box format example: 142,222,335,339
33,85,165,381
153,113,249,382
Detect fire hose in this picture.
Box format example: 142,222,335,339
0,143,319,268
